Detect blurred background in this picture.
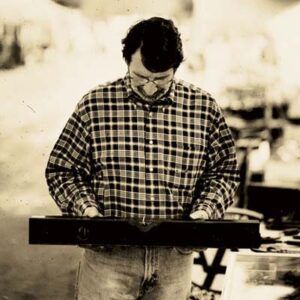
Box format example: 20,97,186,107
1,0,300,299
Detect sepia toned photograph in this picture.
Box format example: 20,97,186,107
1,0,300,299
222,252,300,300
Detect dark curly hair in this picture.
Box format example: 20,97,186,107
122,17,184,72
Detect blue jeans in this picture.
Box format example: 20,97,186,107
75,246,193,299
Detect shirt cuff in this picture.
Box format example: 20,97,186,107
191,202,214,219
191,195,225,219
74,196,98,216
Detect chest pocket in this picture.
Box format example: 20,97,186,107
166,141,205,189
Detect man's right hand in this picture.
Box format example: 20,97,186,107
80,207,106,251
83,207,103,218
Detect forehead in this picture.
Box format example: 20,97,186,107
129,48,173,77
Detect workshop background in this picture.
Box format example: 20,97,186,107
1,0,300,299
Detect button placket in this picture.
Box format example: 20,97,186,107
144,107,156,207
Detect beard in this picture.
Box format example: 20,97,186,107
133,85,170,102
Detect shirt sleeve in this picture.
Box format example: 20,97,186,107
45,100,98,216
191,102,240,219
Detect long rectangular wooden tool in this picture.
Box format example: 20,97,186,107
29,216,261,248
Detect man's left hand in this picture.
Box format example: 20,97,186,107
189,210,209,220
184,210,209,252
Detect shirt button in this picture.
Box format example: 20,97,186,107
149,167,154,172
149,140,153,145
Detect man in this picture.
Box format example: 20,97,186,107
46,17,240,299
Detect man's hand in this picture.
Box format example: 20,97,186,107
80,207,104,251
189,210,209,220
83,207,103,218
187,210,209,252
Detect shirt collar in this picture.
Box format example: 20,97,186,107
123,72,176,106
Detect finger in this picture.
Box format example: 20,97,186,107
88,212,102,218
83,207,101,217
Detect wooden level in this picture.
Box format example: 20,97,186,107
29,216,261,248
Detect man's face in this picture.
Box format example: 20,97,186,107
128,48,174,102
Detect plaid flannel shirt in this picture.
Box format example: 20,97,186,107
46,74,240,220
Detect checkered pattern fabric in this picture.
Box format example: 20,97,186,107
46,74,240,220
